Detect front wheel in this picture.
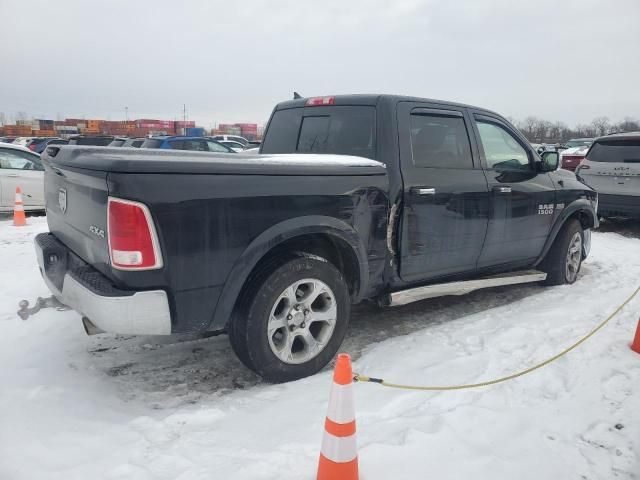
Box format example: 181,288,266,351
540,219,584,286
229,254,351,383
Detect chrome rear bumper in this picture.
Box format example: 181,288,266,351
35,233,172,335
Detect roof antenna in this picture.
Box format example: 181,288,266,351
293,92,302,99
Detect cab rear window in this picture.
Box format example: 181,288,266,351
261,106,376,159
587,140,640,163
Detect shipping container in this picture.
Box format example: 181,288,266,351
185,127,205,137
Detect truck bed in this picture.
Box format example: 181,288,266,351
44,146,386,175
40,146,389,334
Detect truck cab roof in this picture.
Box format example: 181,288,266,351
274,94,500,118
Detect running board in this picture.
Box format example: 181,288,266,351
389,270,547,307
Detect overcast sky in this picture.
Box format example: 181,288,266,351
1,0,639,127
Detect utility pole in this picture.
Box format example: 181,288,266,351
125,106,129,122
183,104,187,123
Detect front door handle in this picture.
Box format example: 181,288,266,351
411,187,436,196
6,173,19,178
492,186,512,194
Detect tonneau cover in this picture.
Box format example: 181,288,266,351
42,146,386,176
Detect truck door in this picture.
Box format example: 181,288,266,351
397,103,490,283
0,148,44,208
471,113,556,267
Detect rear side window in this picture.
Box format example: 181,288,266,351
141,139,163,149
184,140,207,151
261,106,376,159
587,140,640,163
168,140,185,149
410,114,473,169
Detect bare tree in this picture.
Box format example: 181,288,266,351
591,116,610,136
15,111,29,123
614,117,639,133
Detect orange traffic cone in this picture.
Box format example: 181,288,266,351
317,353,359,480
631,319,640,354
13,187,26,227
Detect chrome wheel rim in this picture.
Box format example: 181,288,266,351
267,278,337,365
565,232,582,282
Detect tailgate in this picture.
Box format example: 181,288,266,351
43,156,111,273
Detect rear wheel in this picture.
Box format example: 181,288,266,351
229,254,351,383
540,219,583,286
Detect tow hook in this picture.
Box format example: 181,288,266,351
17,296,70,320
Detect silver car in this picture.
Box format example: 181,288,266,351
577,132,640,218
0,142,45,212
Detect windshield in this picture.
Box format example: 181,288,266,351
566,139,593,148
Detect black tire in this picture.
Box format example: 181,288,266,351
229,253,351,383
539,219,584,286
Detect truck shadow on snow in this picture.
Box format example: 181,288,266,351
87,282,543,409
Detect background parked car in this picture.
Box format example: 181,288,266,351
0,142,44,212
217,140,246,152
0,137,17,144
12,137,35,147
564,138,593,149
560,145,590,171
28,138,69,154
210,134,249,147
576,132,640,218
107,137,128,147
121,137,146,148
140,136,235,153
68,135,115,146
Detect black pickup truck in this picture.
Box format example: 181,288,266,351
32,94,598,382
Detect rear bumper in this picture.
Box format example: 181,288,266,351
598,194,640,218
35,233,172,335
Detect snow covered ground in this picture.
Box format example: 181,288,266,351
0,216,639,480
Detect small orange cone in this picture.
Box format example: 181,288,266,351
317,353,359,480
631,319,640,354
13,187,26,227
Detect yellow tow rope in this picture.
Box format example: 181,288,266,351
354,285,640,391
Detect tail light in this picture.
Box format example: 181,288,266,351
28,144,37,151
561,155,584,165
306,96,335,106
107,197,163,270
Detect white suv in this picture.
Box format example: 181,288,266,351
577,133,640,218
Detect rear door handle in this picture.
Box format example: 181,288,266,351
492,186,512,194
411,187,436,196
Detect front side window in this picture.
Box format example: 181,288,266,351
0,149,42,170
476,121,530,170
410,114,473,169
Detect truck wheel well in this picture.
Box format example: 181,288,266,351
242,233,361,302
572,209,596,229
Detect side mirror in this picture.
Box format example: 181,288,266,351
540,151,559,172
